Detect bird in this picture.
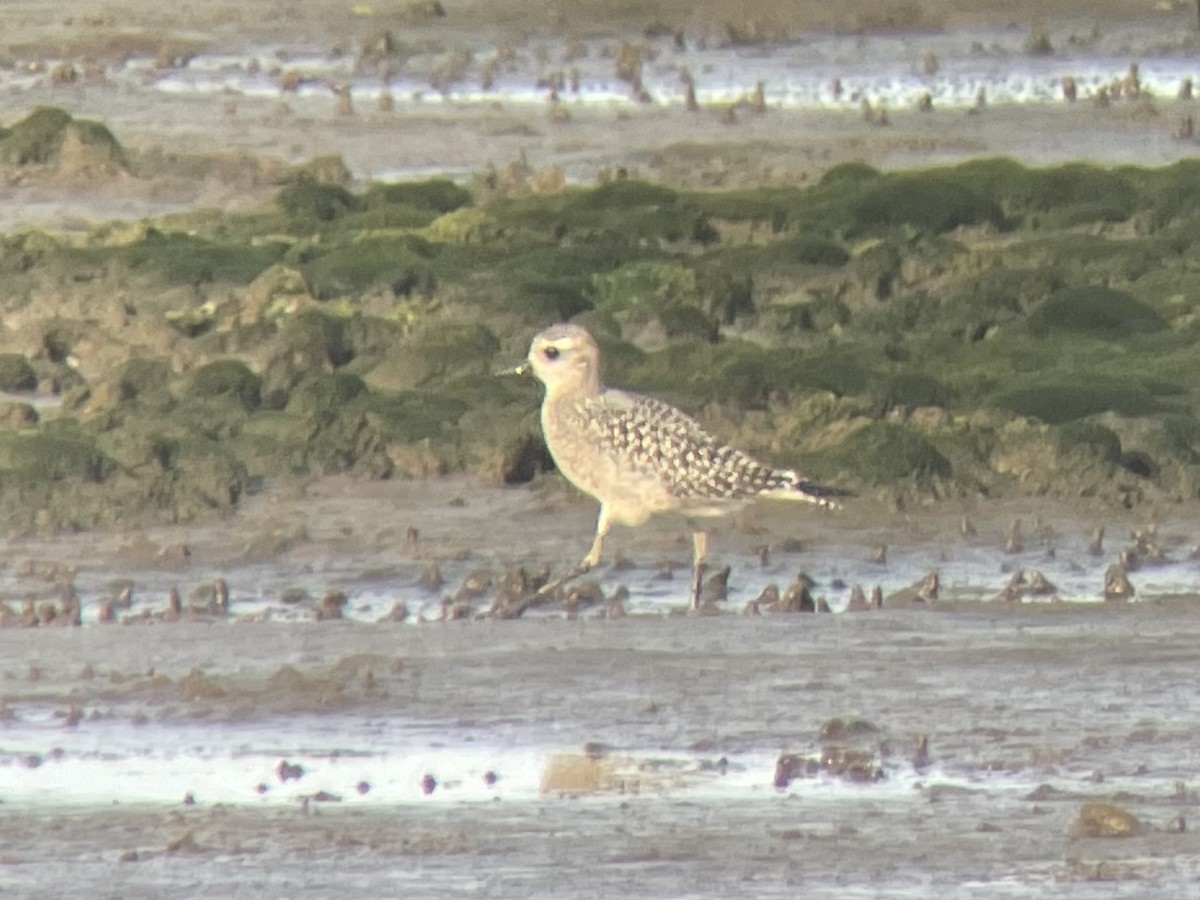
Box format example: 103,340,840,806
512,323,847,609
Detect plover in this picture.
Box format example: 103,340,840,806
513,323,846,609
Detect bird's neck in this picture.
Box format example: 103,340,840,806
544,372,602,403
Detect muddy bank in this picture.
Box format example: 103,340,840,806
4,112,1200,533
0,5,1198,535
5,602,1200,898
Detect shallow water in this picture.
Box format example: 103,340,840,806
2,478,1200,897
4,17,1200,191
11,23,1197,114
4,610,1200,897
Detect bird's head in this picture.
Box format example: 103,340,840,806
521,324,602,396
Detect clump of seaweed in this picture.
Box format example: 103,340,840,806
6,125,1200,528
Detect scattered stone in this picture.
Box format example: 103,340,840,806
379,601,409,622
997,569,1027,602
316,589,348,620
606,585,629,619
280,587,310,605
166,830,201,854
1026,570,1057,597
1005,520,1023,554
695,565,730,612
918,570,939,602
455,570,492,603
214,578,230,614
776,577,815,612
419,564,444,590
1104,565,1135,602
819,718,880,742
773,753,819,788
563,579,605,614
913,734,931,770
1073,802,1141,837
846,584,870,611
820,745,884,782
277,760,305,782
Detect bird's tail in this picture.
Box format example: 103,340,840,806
770,471,853,510
795,479,853,510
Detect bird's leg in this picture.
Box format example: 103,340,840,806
536,504,611,598
689,529,709,611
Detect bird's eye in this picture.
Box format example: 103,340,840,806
543,347,560,361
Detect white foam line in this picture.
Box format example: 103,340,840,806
0,713,948,809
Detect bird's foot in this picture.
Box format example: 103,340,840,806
689,561,707,611
534,562,593,599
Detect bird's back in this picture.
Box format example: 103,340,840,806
544,386,800,522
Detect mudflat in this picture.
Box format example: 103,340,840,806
3,2,1200,898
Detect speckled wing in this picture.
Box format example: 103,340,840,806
565,389,794,502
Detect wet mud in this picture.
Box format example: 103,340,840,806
1,477,1200,897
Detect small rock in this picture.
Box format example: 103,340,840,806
1104,565,1135,602
1073,802,1141,837
277,760,305,782
846,584,870,611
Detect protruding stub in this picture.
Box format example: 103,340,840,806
1103,564,1135,602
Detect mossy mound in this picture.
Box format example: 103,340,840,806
1027,286,1167,338
756,234,851,268
186,360,263,412
951,159,1137,224
285,371,367,426
0,107,127,171
988,380,1163,425
825,421,952,484
108,358,175,410
0,353,37,392
280,373,393,476
301,237,437,300
592,261,735,341
796,169,1004,238
7,149,1200,520
848,175,1004,235
819,161,883,186
0,426,113,483
278,180,359,224
362,179,472,213
274,309,354,369
495,179,718,246
113,230,284,286
363,321,500,391
1055,420,1123,464
871,372,953,414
